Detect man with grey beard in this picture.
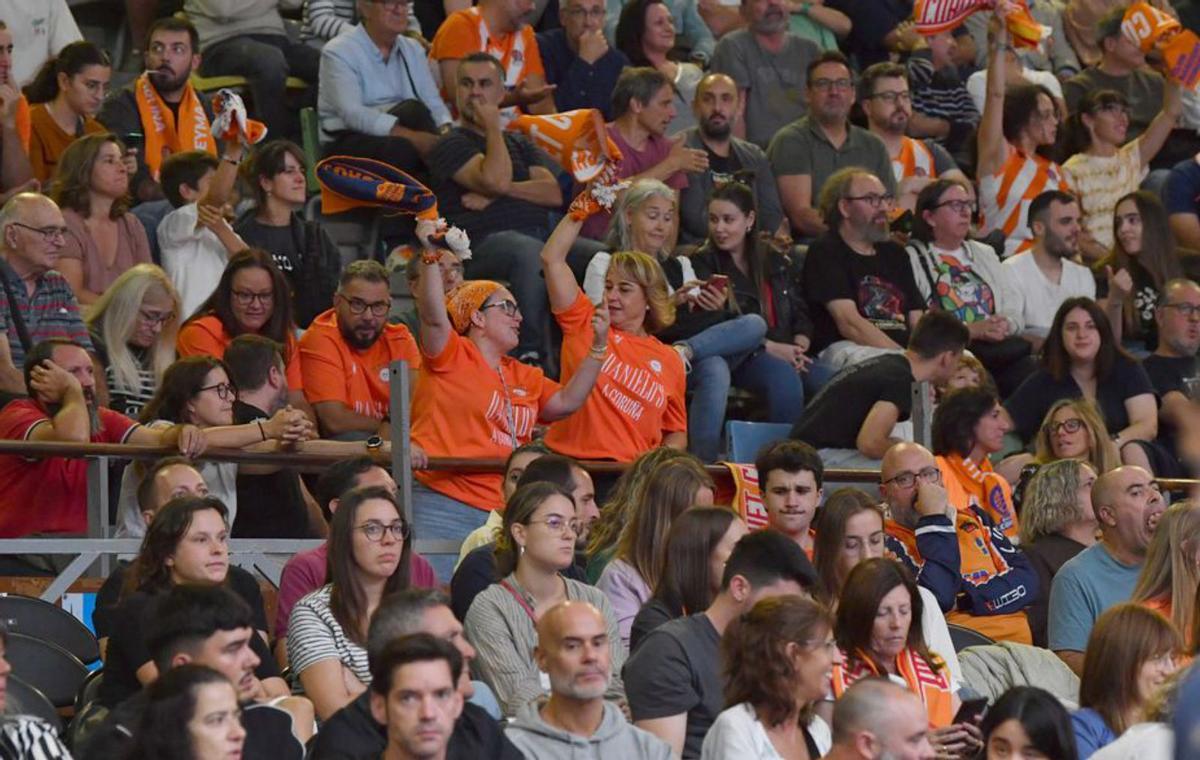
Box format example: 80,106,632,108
505,601,671,759
0,338,204,563
799,167,924,387
676,73,784,243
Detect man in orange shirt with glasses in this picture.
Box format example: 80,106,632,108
299,260,421,443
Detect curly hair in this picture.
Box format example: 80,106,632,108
124,496,229,599
931,386,999,458
722,595,834,727
1020,459,1096,544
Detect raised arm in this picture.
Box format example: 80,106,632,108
540,213,588,311
976,9,1010,180
1136,80,1182,170
26,361,91,443
414,228,454,357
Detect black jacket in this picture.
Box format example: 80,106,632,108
234,210,342,328
687,242,813,344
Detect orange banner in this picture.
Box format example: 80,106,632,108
507,109,622,182
913,0,1048,49
1122,2,1200,88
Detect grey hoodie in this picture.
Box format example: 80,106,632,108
505,701,673,760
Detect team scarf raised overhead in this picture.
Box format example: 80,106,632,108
830,648,954,728
134,73,215,181
912,0,1049,49
1123,2,1200,88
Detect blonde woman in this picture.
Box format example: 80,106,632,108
1131,501,1200,647
999,397,1119,498
85,264,181,419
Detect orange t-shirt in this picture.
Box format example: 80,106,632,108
177,315,304,390
429,8,545,106
545,293,687,462
28,104,107,183
299,309,421,420
411,330,560,510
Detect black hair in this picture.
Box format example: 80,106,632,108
931,386,1000,458
22,338,86,394
315,457,382,523
614,0,666,67
912,179,972,242
755,439,824,489
24,41,111,105
721,529,818,591
1028,189,1078,233
223,334,284,393
806,49,851,85
515,454,580,492
907,310,969,360
144,584,255,671
136,456,197,515
128,664,232,760
145,16,200,55
160,150,220,209
370,633,463,696
980,686,1078,760
242,139,307,209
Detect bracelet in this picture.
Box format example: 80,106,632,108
421,253,441,265
588,345,606,360
257,420,267,441
222,155,240,166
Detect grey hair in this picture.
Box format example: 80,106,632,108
1020,459,1090,544
366,589,452,661
0,193,50,248
817,167,877,229
604,178,675,254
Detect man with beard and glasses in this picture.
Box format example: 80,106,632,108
857,62,968,213
768,50,893,239
676,73,784,244
709,0,820,150
299,260,421,442
799,168,924,388
0,338,205,553
1002,190,1096,351
97,17,216,205
1141,280,1200,472
505,601,671,759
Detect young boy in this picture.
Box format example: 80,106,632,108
755,439,824,557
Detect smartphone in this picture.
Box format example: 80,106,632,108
707,274,730,293
121,131,144,155
953,697,989,725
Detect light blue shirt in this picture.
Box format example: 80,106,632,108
317,23,451,142
1071,707,1117,759
1047,542,1141,653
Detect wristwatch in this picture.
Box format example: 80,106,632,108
366,435,384,452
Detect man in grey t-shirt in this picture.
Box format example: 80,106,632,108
709,0,819,149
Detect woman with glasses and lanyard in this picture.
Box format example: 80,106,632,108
465,481,626,718
111,355,311,537
409,225,608,583
177,249,314,422
288,486,414,720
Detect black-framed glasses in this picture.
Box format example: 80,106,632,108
138,309,175,326
844,193,894,208
356,520,410,542
1049,417,1085,436
338,294,390,317
866,90,911,104
1164,303,1200,319
810,78,853,92
883,466,941,489
199,382,235,400
528,515,581,535
10,222,68,242
231,290,274,306
480,299,520,317
933,199,976,214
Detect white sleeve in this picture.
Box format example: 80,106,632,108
582,252,611,304
700,707,761,760
919,585,963,687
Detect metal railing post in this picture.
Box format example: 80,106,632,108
85,456,111,578
911,381,932,449
390,360,412,527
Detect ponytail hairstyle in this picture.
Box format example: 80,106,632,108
24,41,111,105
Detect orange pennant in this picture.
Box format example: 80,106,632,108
507,109,623,182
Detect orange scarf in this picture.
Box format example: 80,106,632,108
937,454,1019,542
134,74,215,180
15,94,30,151
831,647,954,728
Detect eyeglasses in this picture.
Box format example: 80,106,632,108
1164,303,1200,319
199,382,235,400
844,192,894,208
10,222,68,243
810,78,853,92
933,199,976,214
564,6,605,19
231,290,274,306
1049,417,1085,436
138,309,175,326
480,299,520,317
357,520,410,542
802,637,839,653
866,90,911,104
883,466,942,489
338,294,391,317
528,515,582,535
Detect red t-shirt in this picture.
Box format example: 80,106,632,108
0,399,139,536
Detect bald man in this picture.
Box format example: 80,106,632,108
881,441,1038,644
505,601,671,759
1048,465,1165,674
824,678,936,760
676,73,785,243
0,193,93,394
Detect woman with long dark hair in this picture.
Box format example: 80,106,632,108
1004,297,1158,469
628,505,744,652
23,41,111,182
128,664,246,760
99,497,281,709
235,140,340,327
981,686,1077,760
50,132,149,304
614,0,702,134
288,485,413,719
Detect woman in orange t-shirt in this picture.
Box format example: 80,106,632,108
177,249,312,420
541,209,688,462
24,41,112,183
408,227,609,581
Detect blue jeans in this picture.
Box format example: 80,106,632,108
689,346,806,462
680,314,767,362
412,482,489,583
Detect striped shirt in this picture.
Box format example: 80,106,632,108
979,143,1071,259
0,259,92,370
286,584,371,693
907,55,979,129
90,332,157,419
464,574,628,717
301,0,421,43
0,715,70,759
1063,141,1146,249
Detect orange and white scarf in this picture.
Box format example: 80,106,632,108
831,647,954,728
938,453,1019,542
15,94,30,151
722,462,770,531
134,74,215,181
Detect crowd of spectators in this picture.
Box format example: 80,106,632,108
3,0,1200,758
